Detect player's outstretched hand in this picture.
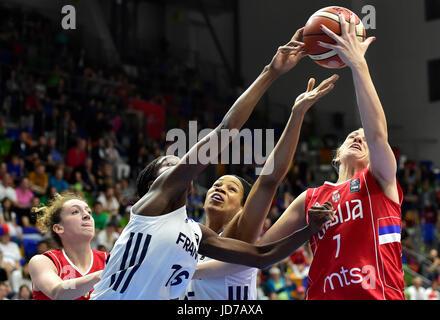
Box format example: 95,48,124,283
268,27,307,76
292,74,339,114
307,201,335,233
317,12,376,69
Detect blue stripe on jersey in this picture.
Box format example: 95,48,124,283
112,232,136,290
378,225,401,235
120,234,152,294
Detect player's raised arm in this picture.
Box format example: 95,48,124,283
29,255,101,300
318,13,398,200
221,74,338,243
157,30,308,199
198,202,334,269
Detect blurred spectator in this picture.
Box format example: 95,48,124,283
187,183,204,221
49,167,68,193
10,131,31,159
266,266,292,300
10,260,32,294
94,221,119,251
14,177,34,219
0,251,9,282
13,284,32,300
401,220,414,250
256,271,268,300
30,135,50,164
120,178,135,203
0,281,9,300
39,186,58,207
0,198,22,243
97,186,119,216
0,173,18,203
0,230,22,277
92,201,108,231
47,136,63,166
91,137,107,172
77,157,97,194
406,277,426,300
7,155,24,181
28,163,49,196
21,215,43,258
36,240,51,254
425,279,440,300
103,138,130,180
426,249,440,280
65,137,87,170
420,200,438,251
295,286,306,300
97,163,115,191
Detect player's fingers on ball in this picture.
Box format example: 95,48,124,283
291,27,305,41
278,45,294,51
307,78,315,92
289,40,305,47
348,13,356,34
319,24,339,41
338,12,348,36
316,41,337,51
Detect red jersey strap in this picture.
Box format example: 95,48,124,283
363,168,404,206
42,250,63,276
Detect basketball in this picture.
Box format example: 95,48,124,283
302,6,366,69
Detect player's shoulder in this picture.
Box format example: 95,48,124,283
28,251,59,272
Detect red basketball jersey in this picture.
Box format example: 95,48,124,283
304,168,405,300
32,249,108,300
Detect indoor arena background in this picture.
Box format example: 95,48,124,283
0,0,439,300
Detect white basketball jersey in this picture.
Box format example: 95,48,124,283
91,206,202,300
182,254,258,300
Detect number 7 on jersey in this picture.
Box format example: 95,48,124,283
333,234,341,258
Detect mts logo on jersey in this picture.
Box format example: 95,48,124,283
176,232,198,260
317,199,364,239
323,264,377,293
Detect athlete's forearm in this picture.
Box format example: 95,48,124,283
351,62,388,142
200,224,314,270
255,224,314,268
51,271,101,300
351,61,397,183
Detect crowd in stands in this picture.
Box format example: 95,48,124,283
0,4,439,300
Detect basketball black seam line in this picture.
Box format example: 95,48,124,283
303,33,365,37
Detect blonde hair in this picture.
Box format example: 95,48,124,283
32,191,87,248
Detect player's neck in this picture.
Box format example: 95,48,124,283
337,163,364,183
62,242,92,273
205,211,229,234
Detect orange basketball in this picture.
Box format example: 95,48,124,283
303,6,366,69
